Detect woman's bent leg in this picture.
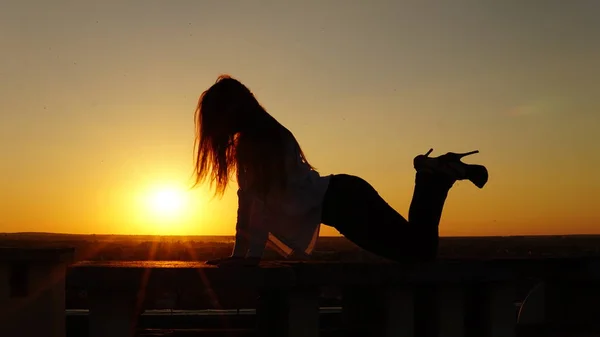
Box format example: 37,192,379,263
321,173,453,262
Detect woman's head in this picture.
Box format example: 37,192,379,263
193,75,314,197
193,75,267,195
196,75,262,135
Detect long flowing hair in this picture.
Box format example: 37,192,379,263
193,75,314,197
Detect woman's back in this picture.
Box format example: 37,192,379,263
237,123,331,257
240,125,329,212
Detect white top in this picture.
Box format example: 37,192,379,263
231,130,331,259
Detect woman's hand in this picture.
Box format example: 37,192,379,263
205,256,260,267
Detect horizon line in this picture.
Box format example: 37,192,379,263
2,232,600,238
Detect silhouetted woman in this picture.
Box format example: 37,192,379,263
194,75,488,266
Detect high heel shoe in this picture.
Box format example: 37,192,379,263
413,148,489,188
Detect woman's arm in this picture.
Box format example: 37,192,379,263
231,188,250,257
208,186,264,266
246,198,268,259
209,191,265,266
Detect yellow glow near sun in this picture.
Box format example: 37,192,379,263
130,179,214,235
139,183,193,234
150,189,185,215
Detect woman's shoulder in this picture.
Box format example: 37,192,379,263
242,119,295,145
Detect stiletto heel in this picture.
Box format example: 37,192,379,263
457,150,479,158
413,149,489,188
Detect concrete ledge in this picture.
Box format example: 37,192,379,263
285,260,517,286
68,261,296,291
66,257,600,297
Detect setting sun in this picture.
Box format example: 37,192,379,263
134,183,196,234
150,189,185,216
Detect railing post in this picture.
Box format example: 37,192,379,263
342,286,381,336
343,286,416,337
287,287,320,337
256,287,320,337
436,284,466,337
88,290,138,337
484,282,516,337
342,285,419,337
0,248,74,337
256,288,287,336
383,286,415,337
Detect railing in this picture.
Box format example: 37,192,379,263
1,248,600,337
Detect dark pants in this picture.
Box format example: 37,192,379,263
320,172,453,262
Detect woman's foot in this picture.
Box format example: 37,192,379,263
413,148,488,188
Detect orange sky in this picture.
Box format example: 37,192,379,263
1,1,599,236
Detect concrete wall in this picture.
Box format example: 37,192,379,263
0,262,69,337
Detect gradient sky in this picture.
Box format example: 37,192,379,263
1,0,599,236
